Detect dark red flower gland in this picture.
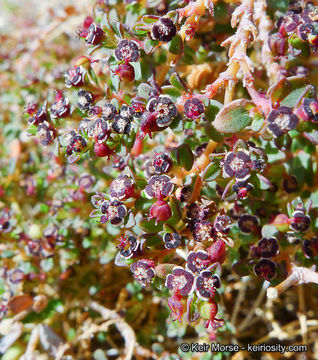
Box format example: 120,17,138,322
186,250,211,274
290,211,311,232
302,3,318,22
100,199,127,226
9,269,25,284
24,103,37,115
117,235,142,258
194,142,208,157
139,111,161,139
163,232,181,249
267,106,299,138
149,199,172,222
193,221,215,242
298,22,318,47
144,175,174,199
153,153,172,174
214,215,232,234
187,203,210,221
36,122,56,146
130,97,146,118
77,89,93,111
156,1,168,15
67,134,87,155
255,237,279,258
94,143,113,159
102,103,117,120
28,239,42,257
142,158,156,177
268,32,288,57
277,11,301,36
147,95,178,127
296,98,318,122
175,185,192,202
223,150,251,179
85,23,104,45
232,181,254,199
0,209,11,233
151,17,177,42
28,107,48,126
50,92,70,119
114,63,135,82
120,104,135,121
195,271,220,301
112,114,132,134
237,214,260,234
253,259,277,281
207,239,226,264
109,174,134,200
64,66,85,88
165,267,195,296
184,98,205,119
282,175,298,193
88,118,110,143
0,305,8,319
91,192,107,210
302,237,318,258
130,259,155,287
114,39,140,63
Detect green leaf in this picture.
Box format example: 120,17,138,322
23,299,63,323
138,83,153,98
267,78,292,103
204,100,222,122
167,196,182,224
168,33,183,55
135,197,153,211
140,217,163,232
169,72,188,92
110,65,120,92
232,260,251,276
131,61,142,81
280,76,308,107
88,67,99,87
213,99,254,133
202,160,221,182
161,85,181,100
175,143,194,171
142,14,159,23
144,38,158,54
142,233,162,247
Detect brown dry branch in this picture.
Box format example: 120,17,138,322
267,264,318,299
89,301,136,360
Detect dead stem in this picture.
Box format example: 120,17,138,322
237,281,269,332
267,264,318,299
89,301,136,360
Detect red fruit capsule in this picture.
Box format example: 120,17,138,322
114,63,135,82
94,143,113,159
149,200,172,223
207,239,226,264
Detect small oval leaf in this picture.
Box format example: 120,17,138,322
213,99,254,133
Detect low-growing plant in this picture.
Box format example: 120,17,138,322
1,0,318,358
